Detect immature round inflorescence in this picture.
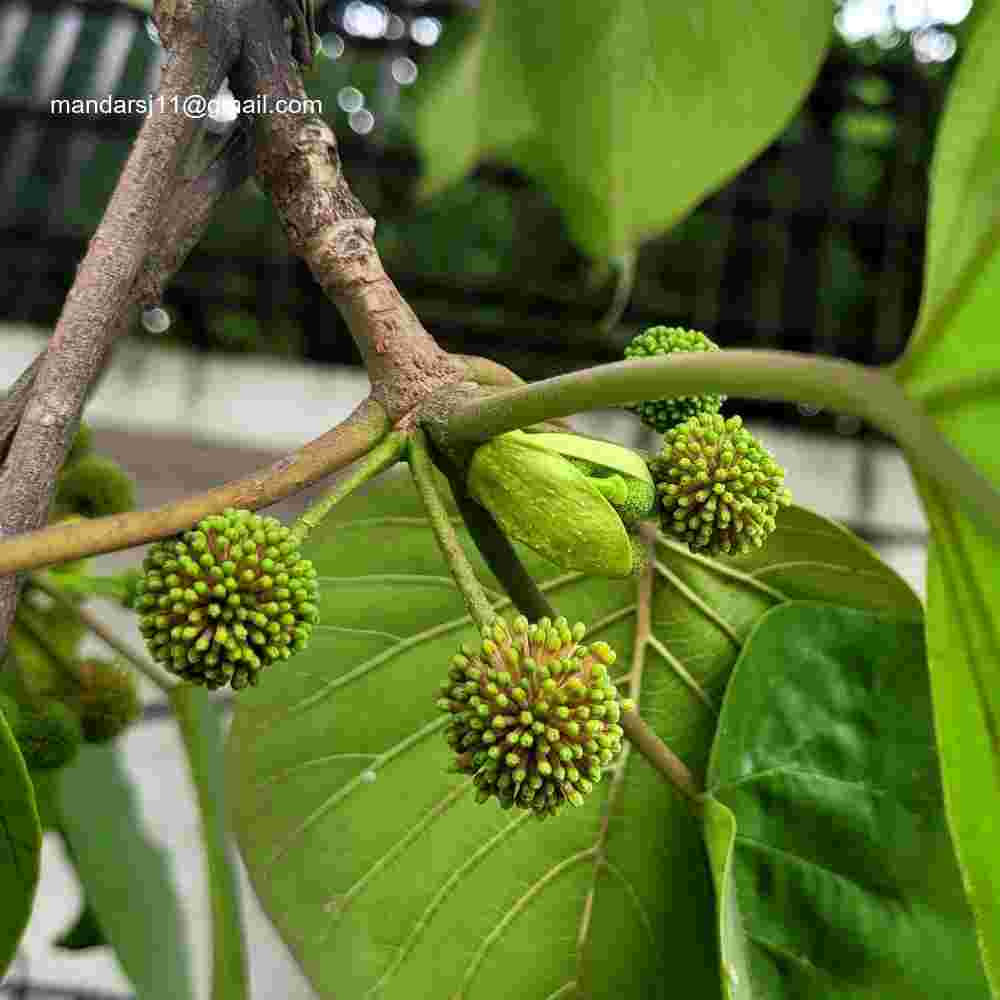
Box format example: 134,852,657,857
134,508,319,690
650,413,792,556
624,326,726,433
65,658,142,743
437,616,633,819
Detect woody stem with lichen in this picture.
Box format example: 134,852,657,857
408,430,496,631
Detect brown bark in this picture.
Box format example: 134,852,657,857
231,2,467,424
0,398,388,575
0,1,240,657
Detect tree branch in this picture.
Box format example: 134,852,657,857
0,354,46,463
430,351,1000,534
0,397,388,575
0,130,253,470
230,3,466,423
0,0,241,654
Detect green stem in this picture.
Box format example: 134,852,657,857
620,711,702,809
31,573,177,693
14,602,86,688
408,430,496,631
40,572,133,603
0,396,389,575
446,479,557,623
290,431,407,543
440,351,1000,534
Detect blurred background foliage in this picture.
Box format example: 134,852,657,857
0,0,978,427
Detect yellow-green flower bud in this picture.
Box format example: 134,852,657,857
650,413,792,555
438,617,632,819
466,431,653,577
623,326,725,433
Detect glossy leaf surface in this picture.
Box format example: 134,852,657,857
705,604,987,998
893,2,1000,986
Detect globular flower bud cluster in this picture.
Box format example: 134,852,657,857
63,659,141,743
11,700,83,771
437,616,634,819
134,508,319,690
624,326,726,433
54,455,136,519
650,413,792,556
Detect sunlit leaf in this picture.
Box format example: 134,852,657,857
0,704,40,977
705,604,988,998
228,472,919,998
892,2,1000,988
57,744,195,1000
411,0,830,260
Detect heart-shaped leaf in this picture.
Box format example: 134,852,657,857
704,603,988,999
411,0,830,260
0,703,40,977
892,2,1000,987
228,472,921,998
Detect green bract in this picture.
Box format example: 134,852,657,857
437,615,633,819
624,326,726,433
527,431,656,527
650,413,792,555
466,429,654,577
134,508,319,690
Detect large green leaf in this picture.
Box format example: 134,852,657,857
57,744,195,1000
412,0,830,260
0,703,40,977
172,686,248,1000
891,2,1000,987
228,472,920,999
704,603,988,998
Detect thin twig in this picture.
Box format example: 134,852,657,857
0,353,46,462
445,474,557,622
0,8,240,655
408,430,496,630
620,711,702,808
233,3,466,423
0,398,389,575
620,524,703,805
31,572,177,693
290,431,407,543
